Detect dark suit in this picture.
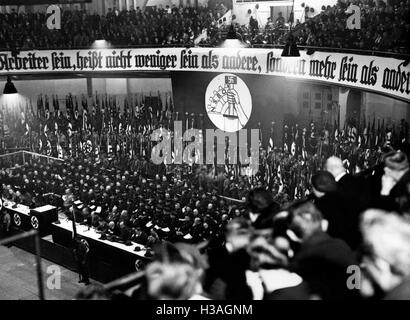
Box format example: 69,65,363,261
291,231,359,300
203,246,252,300
335,173,371,249
314,192,359,250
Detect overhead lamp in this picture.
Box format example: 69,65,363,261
306,48,315,55
226,25,237,40
3,76,17,95
221,24,248,48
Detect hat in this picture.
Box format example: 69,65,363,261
311,171,337,193
384,151,409,171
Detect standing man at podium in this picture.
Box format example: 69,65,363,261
0,206,12,243
73,237,91,285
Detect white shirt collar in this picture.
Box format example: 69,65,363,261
335,172,346,182
249,212,259,222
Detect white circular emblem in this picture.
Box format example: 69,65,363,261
205,73,252,132
30,216,39,229
135,259,143,271
14,213,21,226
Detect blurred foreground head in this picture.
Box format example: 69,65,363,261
145,242,207,300
311,171,337,198
360,209,410,298
247,188,279,227
288,200,324,241
383,151,409,181
325,156,345,179
225,218,252,252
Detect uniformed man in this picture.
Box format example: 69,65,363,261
73,237,91,285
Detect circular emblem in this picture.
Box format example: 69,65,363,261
30,216,39,229
81,239,90,251
135,259,144,271
205,74,252,132
14,213,21,226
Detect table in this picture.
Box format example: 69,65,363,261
52,219,151,281
3,200,57,236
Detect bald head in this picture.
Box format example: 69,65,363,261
325,156,345,179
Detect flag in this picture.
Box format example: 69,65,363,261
268,121,275,153
45,95,50,120
194,29,208,45
371,116,375,148
361,116,367,147
333,120,339,143
57,143,63,159
283,124,289,152
82,96,89,131
37,94,44,120
380,119,385,146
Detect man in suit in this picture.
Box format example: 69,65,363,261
247,187,280,228
287,200,359,300
325,156,370,249
325,156,365,205
74,237,91,285
203,218,253,300
310,171,357,249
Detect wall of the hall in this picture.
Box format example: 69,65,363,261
335,88,410,129
171,71,300,147
361,92,410,125
11,77,172,108
2,74,409,141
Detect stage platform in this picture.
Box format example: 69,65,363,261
6,213,150,284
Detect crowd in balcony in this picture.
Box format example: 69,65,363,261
0,1,409,54
296,0,410,54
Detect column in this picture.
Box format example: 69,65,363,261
126,78,132,96
87,78,93,98
338,88,349,130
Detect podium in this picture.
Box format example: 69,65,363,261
4,200,58,236
31,205,58,236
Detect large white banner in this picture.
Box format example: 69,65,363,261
0,48,409,101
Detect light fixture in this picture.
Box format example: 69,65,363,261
281,0,300,57
221,24,248,48
3,76,17,95
306,48,315,55
226,25,237,40
92,33,109,49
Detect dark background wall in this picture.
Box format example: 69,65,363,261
171,71,299,147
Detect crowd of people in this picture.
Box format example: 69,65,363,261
0,5,220,50
1,90,410,299
1,0,409,53
75,151,410,300
296,0,410,53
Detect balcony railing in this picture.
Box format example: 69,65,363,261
1,44,409,60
